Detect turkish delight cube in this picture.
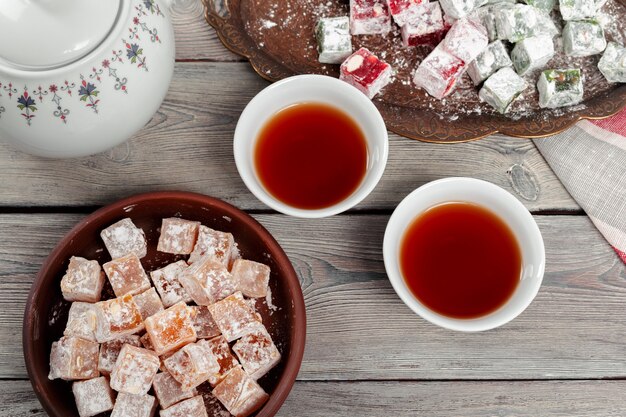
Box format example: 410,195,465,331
467,40,512,84
111,392,158,417
212,366,269,417
98,334,142,374
179,255,236,305
144,301,196,355
49,336,100,381
495,4,557,43
470,6,497,42
164,339,220,390
133,287,164,320
523,0,555,11
232,327,281,380
110,344,160,394
153,371,198,409
339,48,392,99
559,0,595,20
101,218,147,260
315,17,353,64
598,42,626,83
479,67,527,113
189,226,235,266
442,17,488,63
387,0,425,26
160,395,208,417
157,218,200,255
401,2,447,47
511,35,555,75
72,377,115,417
413,44,466,99
190,305,221,339
205,335,239,386
103,253,151,297
208,292,262,342
563,20,606,57
350,0,392,35
231,259,271,298
439,0,476,19
537,68,584,108
150,260,191,308
91,293,144,343
64,302,97,342
60,256,105,303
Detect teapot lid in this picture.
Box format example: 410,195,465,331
0,0,121,70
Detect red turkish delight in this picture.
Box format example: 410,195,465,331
401,2,448,47
413,44,466,99
350,0,392,34
340,48,392,99
387,0,425,26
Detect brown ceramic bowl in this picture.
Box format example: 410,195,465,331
23,191,306,417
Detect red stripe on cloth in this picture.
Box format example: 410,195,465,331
590,108,626,136
614,246,626,264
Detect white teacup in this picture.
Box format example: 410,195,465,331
233,74,388,218
383,177,545,332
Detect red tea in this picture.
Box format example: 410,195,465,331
254,102,368,210
400,202,522,319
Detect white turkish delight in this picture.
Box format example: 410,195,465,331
479,67,527,113
523,0,555,11
212,366,269,417
189,226,235,266
350,0,392,35
559,0,595,20
150,260,192,308
598,42,626,83
160,395,208,417
495,4,557,43
413,44,467,99
232,326,281,380
439,0,476,19
97,334,142,375
72,377,115,417
153,371,198,409
468,41,512,84
563,20,606,57
511,35,554,75
400,2,448,47
64,302,97,342
538,68,584,108
179,255,236,305
340,48,393,99
387,0,426,26
471,6,500,42
157,218,200,255
49,336,100,381
111,392,158,417
60,256,105,303
315,17,353,64
110,344,160,395
442,17,488,63
101,218,147,260
103,253,151,297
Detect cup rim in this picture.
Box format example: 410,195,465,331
233,74,389,218
383,177,546,332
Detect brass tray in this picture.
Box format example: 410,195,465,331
203,0,626,143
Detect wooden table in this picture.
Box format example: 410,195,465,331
1,1,625,415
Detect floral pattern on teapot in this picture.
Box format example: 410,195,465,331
0,0,165,126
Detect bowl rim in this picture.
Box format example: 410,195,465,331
383,177,546,332
233,73,389,219
22,190,306,417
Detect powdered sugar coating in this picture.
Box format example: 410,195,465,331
340,47,392,98
144,301,197,355
188,226,235,266
72,377,115,417
101,218,148,260
158,218,201,255
212,366,269,417
190,305,222,339
60,256,105,303
208,292,263,342
153,371,198,409
64,302,97,342
206,335,240,386
49,336,100,381
91,293,144,343
467,40,512,84
103,253,152,297
179,255,236,306
413,44,466,98
98,334,142,375
442,18,488,64
231,259,271,298
387,0,426,26
160,395,208,417
232,326,281,380
350,0,392,34
110,392,158,417
110,344,160,395
150,260,192,308
400,1,447,47
163,339,221,390
133,287,165,320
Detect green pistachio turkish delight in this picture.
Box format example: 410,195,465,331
537,68,584,108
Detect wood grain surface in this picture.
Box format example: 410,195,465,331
0,0,623,415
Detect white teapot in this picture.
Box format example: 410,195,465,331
0,0,175,158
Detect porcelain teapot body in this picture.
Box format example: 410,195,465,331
0,0,175,158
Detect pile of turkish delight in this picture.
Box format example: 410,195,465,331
314,0,626,113
49,217,280,417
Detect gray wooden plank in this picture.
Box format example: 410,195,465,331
3,379,626,417
0,62,577,212
172,0,243,61
1,213,624,380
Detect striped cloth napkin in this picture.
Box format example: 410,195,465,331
533,107,626,264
